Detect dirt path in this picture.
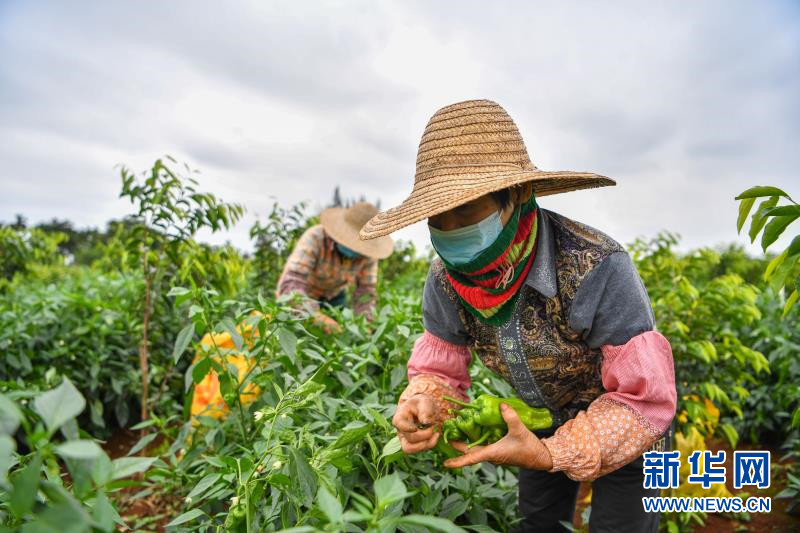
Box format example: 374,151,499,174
104,428,179,532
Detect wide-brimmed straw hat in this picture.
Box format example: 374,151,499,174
321,202,393,259
360,99,615,240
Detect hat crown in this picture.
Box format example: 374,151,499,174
344,202,379,227
415,99,536,181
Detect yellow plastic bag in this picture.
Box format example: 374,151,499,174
190,313,263,421
673,426,733,499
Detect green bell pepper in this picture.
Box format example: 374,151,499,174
443,394,553,432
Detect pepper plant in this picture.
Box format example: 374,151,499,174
0,378,155,530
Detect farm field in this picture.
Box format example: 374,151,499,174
1,161,799,532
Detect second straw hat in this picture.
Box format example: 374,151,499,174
321,202,393,259
360,99,615,240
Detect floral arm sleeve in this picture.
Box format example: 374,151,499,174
541,252,677,481
542,331,676,481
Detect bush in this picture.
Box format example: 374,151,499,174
0,268,182,434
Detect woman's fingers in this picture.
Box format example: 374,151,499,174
400,432,439,454
449,440,482,453
444,443,495,468
499,403,525,432
392,401,422,433
392,396,438,434
403,427,436,443
415,397,437,426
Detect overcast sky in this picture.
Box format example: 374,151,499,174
2,1,798,256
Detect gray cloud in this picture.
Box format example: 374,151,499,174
1,0,798,255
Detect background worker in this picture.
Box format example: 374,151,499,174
277,201,393,331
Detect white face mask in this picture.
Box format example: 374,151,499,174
428,210,504,265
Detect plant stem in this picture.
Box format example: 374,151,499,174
442,395,474,409
467,432,490,448
139,250,151,422
202,306,250,445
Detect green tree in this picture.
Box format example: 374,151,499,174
119,157,244,420
736,185,800,316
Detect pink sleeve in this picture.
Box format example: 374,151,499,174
600,329,676,433
407,330,472,394
542,330,676,481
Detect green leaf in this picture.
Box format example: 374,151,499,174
765,205,800,217
173,323,195,364
10,454,42,517
55,440,103,460
374,473,410,509
111,456,156,479
91,450,114,487
167,286,190,297
719,423,739,449
92,491,115,532
749,196,779,243
0,436,16,484
221,317,243,352
186,473,221,502
164,508,206,527
399,515,468,533
317,485,343,525
218,372,237,408
0,394,22,436
277,328,297,358
34,378,86,435
329,421,371,449
127,432,157,456
736,185,791,200
289,448,317,507
791,406,800,429
784,289,799,318
761,214,799,251
20,499,92,533
788,235,800,256
380,436,402,459
737,197,756,233
764,249,788,280
192,357,213,384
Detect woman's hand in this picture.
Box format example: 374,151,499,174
443,403,553,470
392,394,441,454
313,313,342,334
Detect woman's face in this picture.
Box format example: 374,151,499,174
428,193,516,232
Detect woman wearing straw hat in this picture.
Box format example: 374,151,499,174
277,202,393,331
361,100,676,532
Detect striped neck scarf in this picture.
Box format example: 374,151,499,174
440,196,539,326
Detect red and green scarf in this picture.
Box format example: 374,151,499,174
440,196,539,326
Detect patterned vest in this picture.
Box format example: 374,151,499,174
433,210,625,426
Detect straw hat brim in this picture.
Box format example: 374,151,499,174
321,207,394,259
360,168,614,240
